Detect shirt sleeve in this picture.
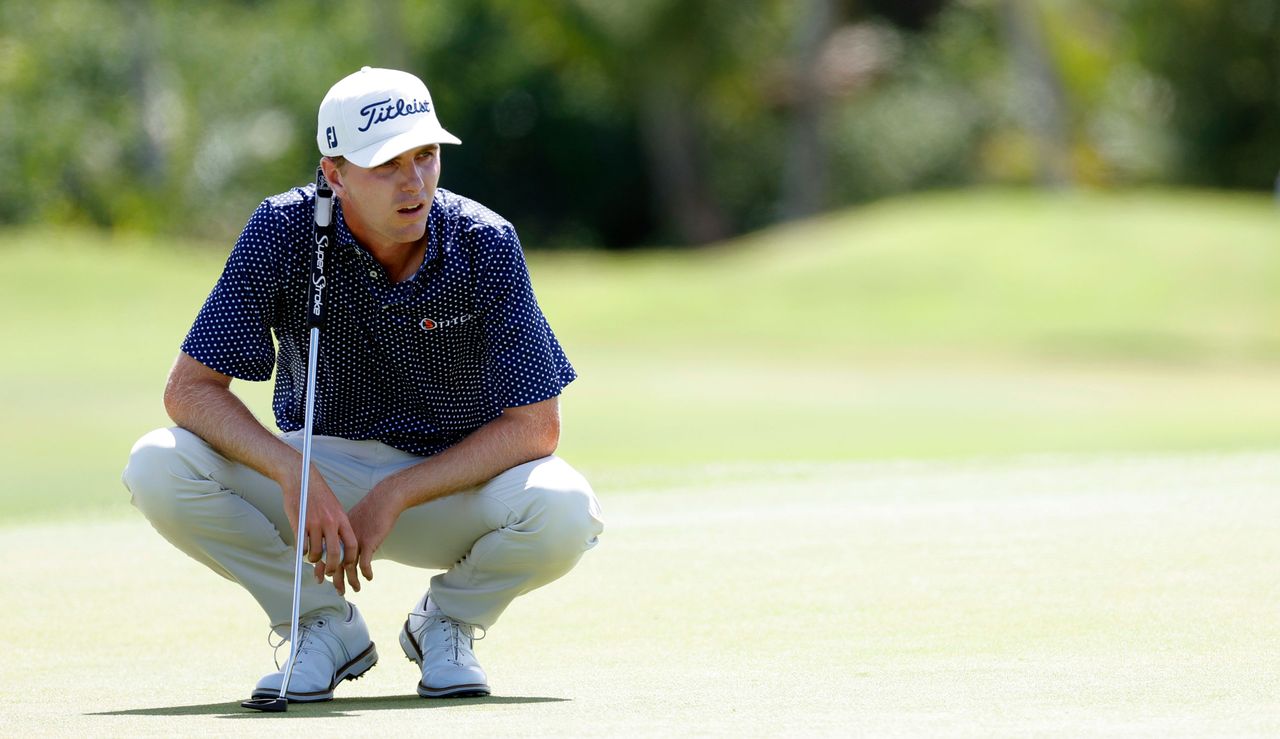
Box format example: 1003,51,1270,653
473,222,576,408
180,201,283,381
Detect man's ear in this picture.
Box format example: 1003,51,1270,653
320,157,345,198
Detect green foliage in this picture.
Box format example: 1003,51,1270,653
2,1,1274,247
1121,0,1280,188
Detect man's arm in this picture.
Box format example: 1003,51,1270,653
338,396,561,591
164,351,362,589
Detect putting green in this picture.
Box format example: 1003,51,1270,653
9,454,1278,735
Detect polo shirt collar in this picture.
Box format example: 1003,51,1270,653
331,196,447,276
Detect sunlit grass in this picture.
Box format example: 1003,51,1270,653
7,454,1280,734
535,188,1280,361
3,187,1280,523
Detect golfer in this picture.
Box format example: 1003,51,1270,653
122,67,604,701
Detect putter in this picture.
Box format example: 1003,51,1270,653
243,166,334,713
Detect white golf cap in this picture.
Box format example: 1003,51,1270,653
316,66,461,167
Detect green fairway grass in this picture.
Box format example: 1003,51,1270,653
5,188,1280,735
8,454,1279,735
535,188,1280,362
3,187,1280,523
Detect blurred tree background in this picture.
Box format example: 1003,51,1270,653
0,0,1276,249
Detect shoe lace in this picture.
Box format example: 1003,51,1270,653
268,630,288,670
451,621,486,659
267,617,343,670
408,607,486,663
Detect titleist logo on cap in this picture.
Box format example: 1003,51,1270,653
358,98,433,132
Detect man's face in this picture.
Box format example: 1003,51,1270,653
327,144,441,249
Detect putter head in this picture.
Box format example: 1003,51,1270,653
241,696,288,712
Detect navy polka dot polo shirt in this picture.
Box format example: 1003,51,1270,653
181,185,576,456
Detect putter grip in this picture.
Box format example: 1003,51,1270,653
310,166,334,329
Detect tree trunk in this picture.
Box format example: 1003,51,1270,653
370,0,411,71
636,78,730,245
781,0,835,220
1000,0,1073,187
128,0,165,186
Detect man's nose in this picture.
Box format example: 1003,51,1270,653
402,165,424,191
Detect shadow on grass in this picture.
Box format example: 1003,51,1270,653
90,694,569,718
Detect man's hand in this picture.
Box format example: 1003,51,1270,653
308,397,561,595
321,483,402,596
281,465,361,592
164,353,363,588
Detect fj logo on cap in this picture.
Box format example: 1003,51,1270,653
326,126,338,148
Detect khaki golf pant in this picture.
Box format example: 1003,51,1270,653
122,427,603,632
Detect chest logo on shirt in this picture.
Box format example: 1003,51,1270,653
420,314,474,332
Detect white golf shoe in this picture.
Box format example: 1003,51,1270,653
399,594,490,698
251,602,378,702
